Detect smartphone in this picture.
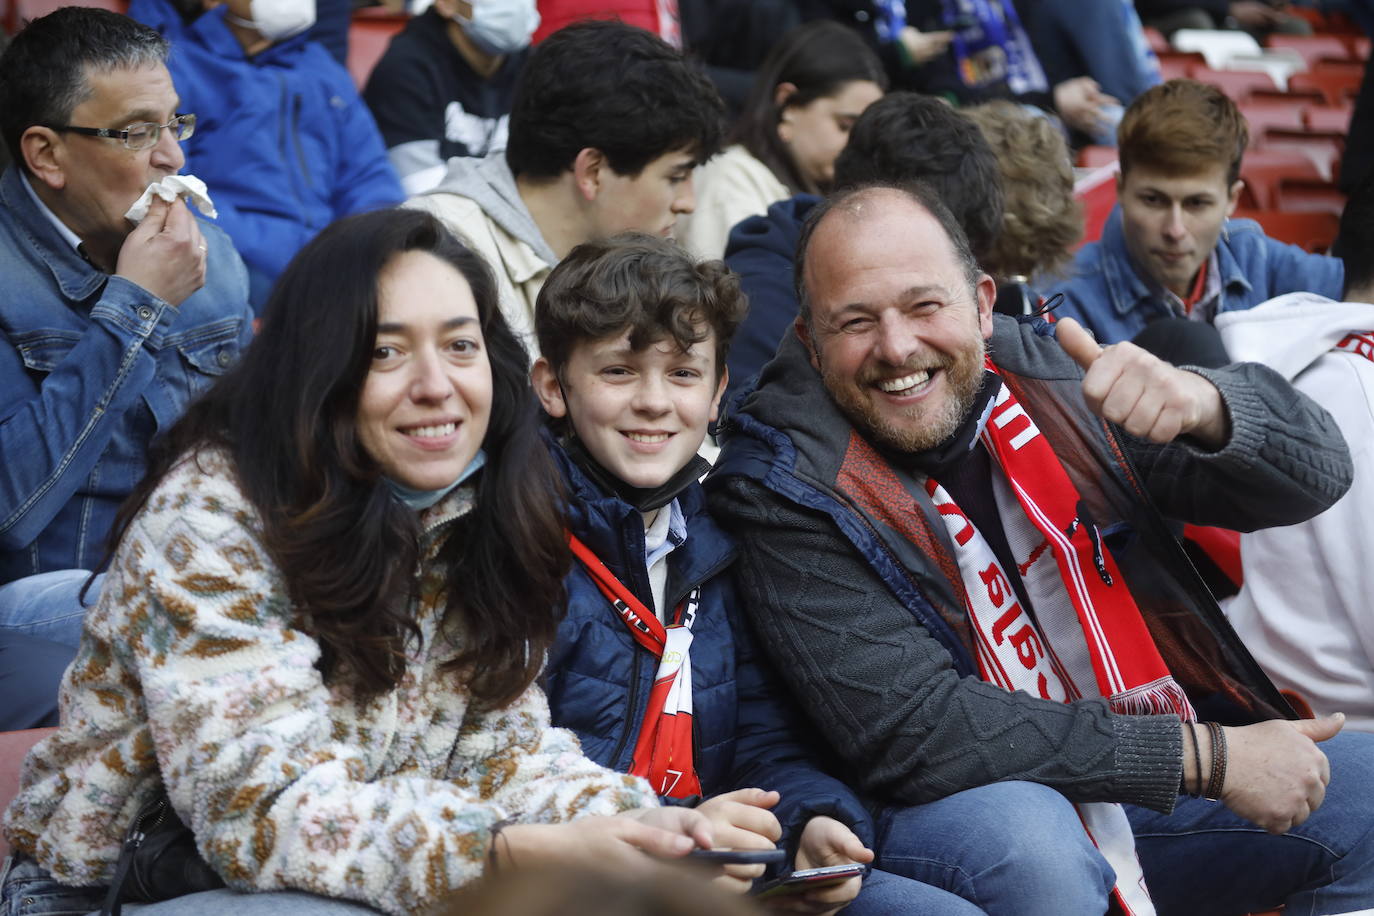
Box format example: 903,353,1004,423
685,847,787,865
753,863,870,899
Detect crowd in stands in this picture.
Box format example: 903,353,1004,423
3,1,1374,915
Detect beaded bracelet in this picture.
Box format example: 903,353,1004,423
1205,721,1228,801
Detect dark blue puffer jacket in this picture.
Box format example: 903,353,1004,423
542,436,874,850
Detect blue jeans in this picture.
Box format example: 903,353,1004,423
0,571,102,649
872,781,1115,915
0,856,378,916
0,632,71,729
0,853,969,916
847,869,984,915
1129,730,1374,916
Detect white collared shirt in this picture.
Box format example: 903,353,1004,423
643,499,688,622
21,171,84,254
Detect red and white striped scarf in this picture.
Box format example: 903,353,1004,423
926,363,1196,915
568,533,702,800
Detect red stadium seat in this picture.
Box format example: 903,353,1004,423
1074,163,1120,248
1144,26,1169,56
1239,98,1309,137
1157,51,1207,82
1258,131,1343,181
1275,179,1347,216
0,727,57,859
4,0,127,32
1076,146,1118,170
1245,146,1334,182
1306,105,1352,134
1266,34,1355,68
346,10,407,91
1233,209,1339,253
1192,67,1279,101
1290,68,1363,106
1240,156,1325,210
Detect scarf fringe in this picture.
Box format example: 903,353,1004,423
1109,677,1196,720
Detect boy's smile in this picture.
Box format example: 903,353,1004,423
533,329,727,491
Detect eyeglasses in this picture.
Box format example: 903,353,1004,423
49,114,196,151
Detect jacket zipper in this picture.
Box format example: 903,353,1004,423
123,795,169,899
609,648,642,768
290,93,314,197
276,77,305,218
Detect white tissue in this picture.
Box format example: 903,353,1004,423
124,174,218,224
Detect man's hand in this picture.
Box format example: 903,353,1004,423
494,806,714,875
1057,316,1229,448
897,25,954,65
1216,714,1343,834
763,816,874,916
1053,77,1121,136
114,194,208,307
696,788,783,894
1229,0,1287,27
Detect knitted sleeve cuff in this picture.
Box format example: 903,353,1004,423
1184,363,1353,508
1110,714,1184,814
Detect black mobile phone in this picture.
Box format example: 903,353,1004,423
753,863,869,899
685,847,787,865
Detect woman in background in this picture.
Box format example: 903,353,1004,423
677,20,886,260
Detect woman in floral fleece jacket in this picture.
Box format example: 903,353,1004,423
0,210,708,916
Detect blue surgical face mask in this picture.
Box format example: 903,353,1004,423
453,0,540,56
387,449,487,511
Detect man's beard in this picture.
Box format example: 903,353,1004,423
822,335,987,455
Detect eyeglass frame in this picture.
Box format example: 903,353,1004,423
46,113,197,151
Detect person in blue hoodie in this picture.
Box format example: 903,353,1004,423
529,233,983,915
129,0,405,309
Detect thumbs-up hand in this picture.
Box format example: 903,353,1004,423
1056,317,1229,448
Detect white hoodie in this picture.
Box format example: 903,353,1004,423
1217,292,1374,732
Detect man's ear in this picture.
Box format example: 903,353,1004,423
975,272,997,340
794,316,821,371
1226,178,1243,218
530,357,568,419
21,127,66,190
572,147,607,202
709,366,730,423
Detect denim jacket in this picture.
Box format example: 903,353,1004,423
0,165,254,583
1047,207,1344,344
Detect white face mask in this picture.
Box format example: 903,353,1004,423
226,0,317,44
453,0,540,56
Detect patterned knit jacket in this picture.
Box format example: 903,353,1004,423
2,450,656,913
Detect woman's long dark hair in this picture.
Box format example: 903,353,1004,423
730,20,886,196
106,209,569,708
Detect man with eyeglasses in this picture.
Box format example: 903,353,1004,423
0,7,255,728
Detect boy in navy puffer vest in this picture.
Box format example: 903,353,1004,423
530,233,982,915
